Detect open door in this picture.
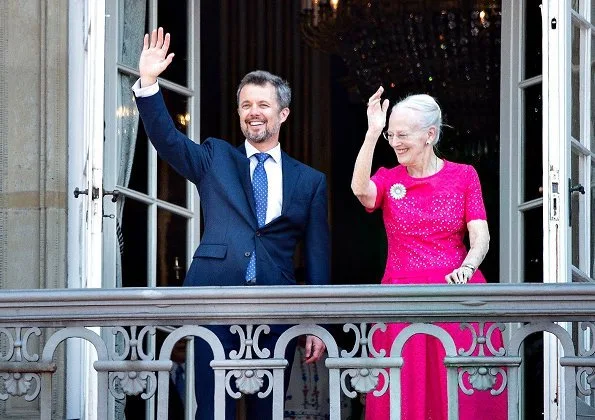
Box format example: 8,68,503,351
543,0,595,418
67,1,106,419
501,0,595,417
69,1,200,417
69,2,106,289
102,1,201,418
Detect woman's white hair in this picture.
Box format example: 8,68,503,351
393,94,443,144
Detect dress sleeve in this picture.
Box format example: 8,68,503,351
368,167,389,212
464,165,487,222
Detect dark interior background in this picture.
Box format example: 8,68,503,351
121,1,549,418
200,0,501,286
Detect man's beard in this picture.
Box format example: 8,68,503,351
242,121,280,143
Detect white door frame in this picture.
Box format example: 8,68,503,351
543,1,572,418
501,0,576,417
543,0,571,286
499,1,524,287
101,1,201,418
67,1,106,289
67,1,105,419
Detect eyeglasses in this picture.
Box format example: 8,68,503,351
382,130,426,141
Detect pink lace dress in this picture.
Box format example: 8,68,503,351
365,160,508,420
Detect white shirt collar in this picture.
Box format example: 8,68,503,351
244,141,281,163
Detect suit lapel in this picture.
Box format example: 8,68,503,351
281,151,301,215
235,144,257,217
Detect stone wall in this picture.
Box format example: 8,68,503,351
0,0,68,417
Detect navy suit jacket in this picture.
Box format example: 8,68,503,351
135,90,330,287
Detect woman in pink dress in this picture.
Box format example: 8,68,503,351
351,87,507,419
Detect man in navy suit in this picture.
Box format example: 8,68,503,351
133,28,330,419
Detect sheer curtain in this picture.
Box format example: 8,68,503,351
116,0,146,289
114,2,146,418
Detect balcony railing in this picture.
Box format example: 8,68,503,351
0,283,594,419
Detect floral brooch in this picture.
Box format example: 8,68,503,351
390,183,407,200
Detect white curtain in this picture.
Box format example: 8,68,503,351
115,0,146,288
114,1,147,418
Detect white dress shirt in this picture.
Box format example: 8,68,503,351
132,79,283,224
244,141,283,224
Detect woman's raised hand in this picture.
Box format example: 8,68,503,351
139,27,175,87
366,86,390,135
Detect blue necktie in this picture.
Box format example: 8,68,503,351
245,153,270,283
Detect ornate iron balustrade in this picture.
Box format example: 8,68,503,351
0,283,594,419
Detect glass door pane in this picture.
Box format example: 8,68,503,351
118,74,147,194
591,33,595,150
523,207,544,282
571,149,581,267
118,0,148,68
525,0,543,79
108,0,198,290
105,2,199,419
121,200,149,287
591,161,595,278
157,209,188,287
157,0,189,85
523,85,543,201
571,24,581,141
568,7,594,281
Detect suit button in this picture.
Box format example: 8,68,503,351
256,231,261,237
244,252,251,257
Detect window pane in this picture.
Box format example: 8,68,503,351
157,209,188,287
572,0,581,12
158,0,189,86
523,332,544,418
571,150,580,267
591,161,595,279
523,84,543,201
158,89,189,207
127,118,149,194
117,74,144,192
523,207,543,282
571,25,581,140
157,157,188,208
121,199,148,287
118,0,149,68
524,0,543,79
591,33,595,150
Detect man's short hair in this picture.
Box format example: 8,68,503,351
237,70,291,110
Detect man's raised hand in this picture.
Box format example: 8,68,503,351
139,27,175,87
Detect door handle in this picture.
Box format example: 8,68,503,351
74,187,119,202
568,179,586,226
569,183,585,195
103,189,120,203
73,186,100,200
